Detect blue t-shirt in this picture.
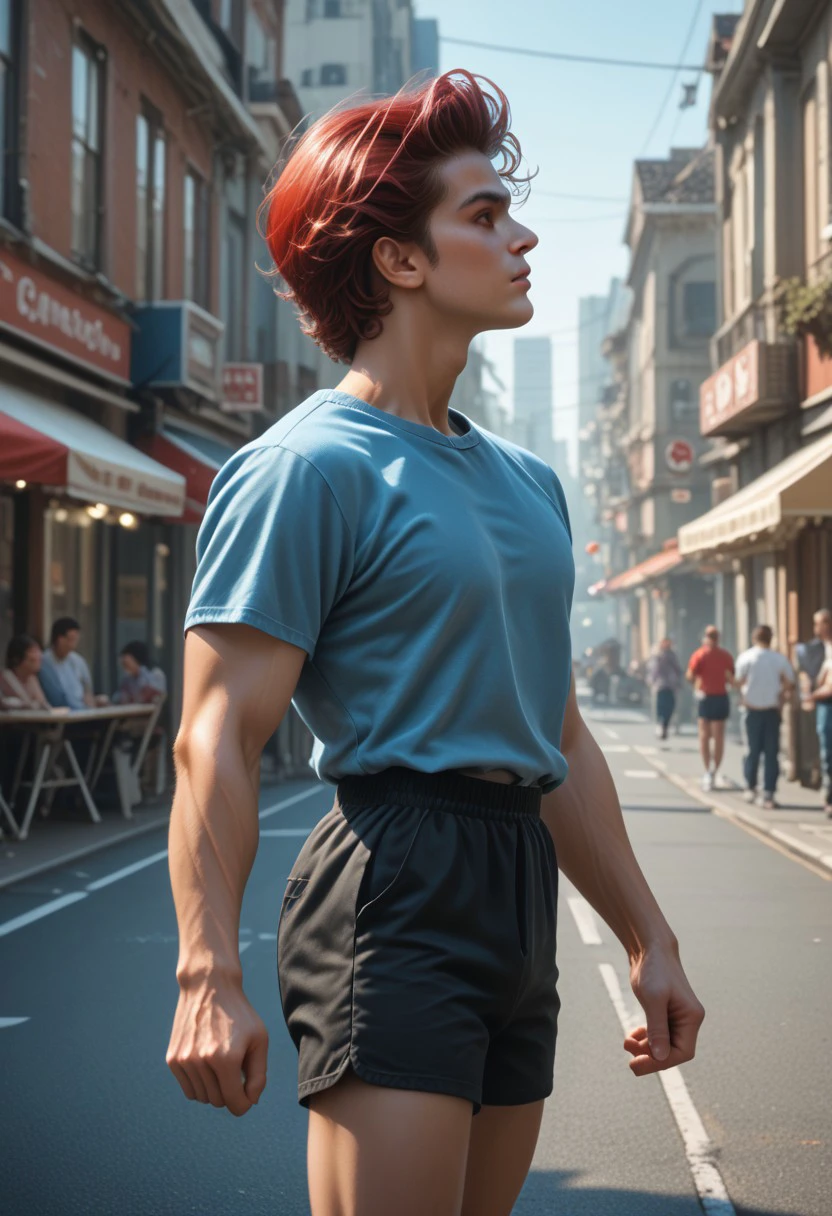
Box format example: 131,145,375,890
184,390,575,793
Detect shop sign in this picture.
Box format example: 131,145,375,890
0,247,130,382
700,340,760,435
68,451,185,515
671,488,692,504
666,438,694,474
221,363,264,413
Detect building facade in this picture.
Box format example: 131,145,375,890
679,2,832,786
590,147,719,668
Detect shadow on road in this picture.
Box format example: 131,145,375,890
517,1168,801,1215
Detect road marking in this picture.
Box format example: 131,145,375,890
601,744,631,754
0,786,326,938
634,745,658,756
598,963,735,1215
258,932,277,940
0,1016,30,1029
239,941,253,954
624,770,658,779
0,891,88,937
566,896,602,945
87,848,169,891
601,727,620,740
260,827,314,837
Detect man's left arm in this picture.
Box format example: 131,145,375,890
541,678,705,1075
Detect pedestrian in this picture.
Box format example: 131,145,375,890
166,71,704,1214
735,626,795,810
686,625,735,791
646,638,682,740
38,617,109,710
801,608,832,818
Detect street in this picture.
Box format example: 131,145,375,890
2,707,831,1216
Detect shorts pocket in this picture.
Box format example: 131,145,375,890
354,807,430,924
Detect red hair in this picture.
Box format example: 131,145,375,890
259,70,528,363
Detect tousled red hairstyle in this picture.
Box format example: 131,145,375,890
259,70,529,363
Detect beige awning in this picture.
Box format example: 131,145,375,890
678,431,832,555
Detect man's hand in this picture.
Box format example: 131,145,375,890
166,976,269,1117
625,943,705,1076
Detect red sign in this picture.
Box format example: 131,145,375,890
666,438,694,474
670,488,692,504
700,340,760,435
221,363,264,413
0,248,131,382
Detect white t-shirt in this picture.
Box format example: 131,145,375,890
735,646,795,709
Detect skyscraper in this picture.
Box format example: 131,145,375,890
512,336,556,468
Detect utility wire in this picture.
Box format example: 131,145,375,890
639,0,706,155
440,35,704,73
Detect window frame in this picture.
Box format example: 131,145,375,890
70,29,106,270
0,0,23,226
183,165,211,310
136,100,166,302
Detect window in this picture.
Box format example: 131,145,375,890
245,9,276,97
136,104,166,300
682,282,716,338
300,68,313,88
670,379,696,424
324,0,342,16
320,63,347,86
0,0,21,223
803,82,822,273
222,211,246,359
184,169,210,308
218,0,243,43
71,34,105,268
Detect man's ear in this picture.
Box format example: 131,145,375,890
371,236,427,291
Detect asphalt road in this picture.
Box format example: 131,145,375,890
2,710,830,1216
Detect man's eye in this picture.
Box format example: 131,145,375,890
475,211,494,226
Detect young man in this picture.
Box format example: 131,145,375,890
735,625,795,809
802,608,832,818
687,625,735,792
166,72,704,1216
646,637,682,740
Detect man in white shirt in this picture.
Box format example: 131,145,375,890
802,608,832,818
735,625,795,809
38,617,108,711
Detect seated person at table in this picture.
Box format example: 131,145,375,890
38,617,109,710
112,641,167,705
0,635,53,710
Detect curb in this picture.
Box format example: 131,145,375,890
0,812,171,891
651,763,832,876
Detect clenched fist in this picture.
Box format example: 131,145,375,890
166,976,269,1117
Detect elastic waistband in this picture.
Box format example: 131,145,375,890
336,766,542,820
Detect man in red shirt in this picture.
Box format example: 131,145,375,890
686,625,736,791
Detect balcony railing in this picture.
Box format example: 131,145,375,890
712,301,768,368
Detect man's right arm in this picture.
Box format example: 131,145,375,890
166,623,307,1117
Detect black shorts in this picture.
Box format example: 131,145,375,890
698,693,730,721
277,767,560,1115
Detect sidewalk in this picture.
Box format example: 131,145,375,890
589,702,832,875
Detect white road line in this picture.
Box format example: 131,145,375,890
624,770,658,779
566,896,602,945
602,727,621,740
634,745,658,756
0,891,88,937
0,1016,29,1029
87,848,169,891
260,827,314,837
238,940,254,954
0,785,327,939
601,744,631,754
598,963,735,1216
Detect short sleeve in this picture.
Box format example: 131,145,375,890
549,472,573,544
183,444,355,658
735,653,748,679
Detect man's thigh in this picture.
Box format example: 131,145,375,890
461,1100,544,1216
307,1071,472,1216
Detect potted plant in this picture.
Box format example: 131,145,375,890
777,274,832,358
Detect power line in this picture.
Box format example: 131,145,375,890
639,0,706,155
440,35,704,73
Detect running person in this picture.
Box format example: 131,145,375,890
687,625,736,791
166,72,705,1216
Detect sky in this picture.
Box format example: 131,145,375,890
417,0,746,471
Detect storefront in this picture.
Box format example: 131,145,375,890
679,430,832,784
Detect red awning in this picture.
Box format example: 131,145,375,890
0,389,185,516
604,544,685,594
138,428,235,524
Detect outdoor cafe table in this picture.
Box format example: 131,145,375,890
0,703,157,841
